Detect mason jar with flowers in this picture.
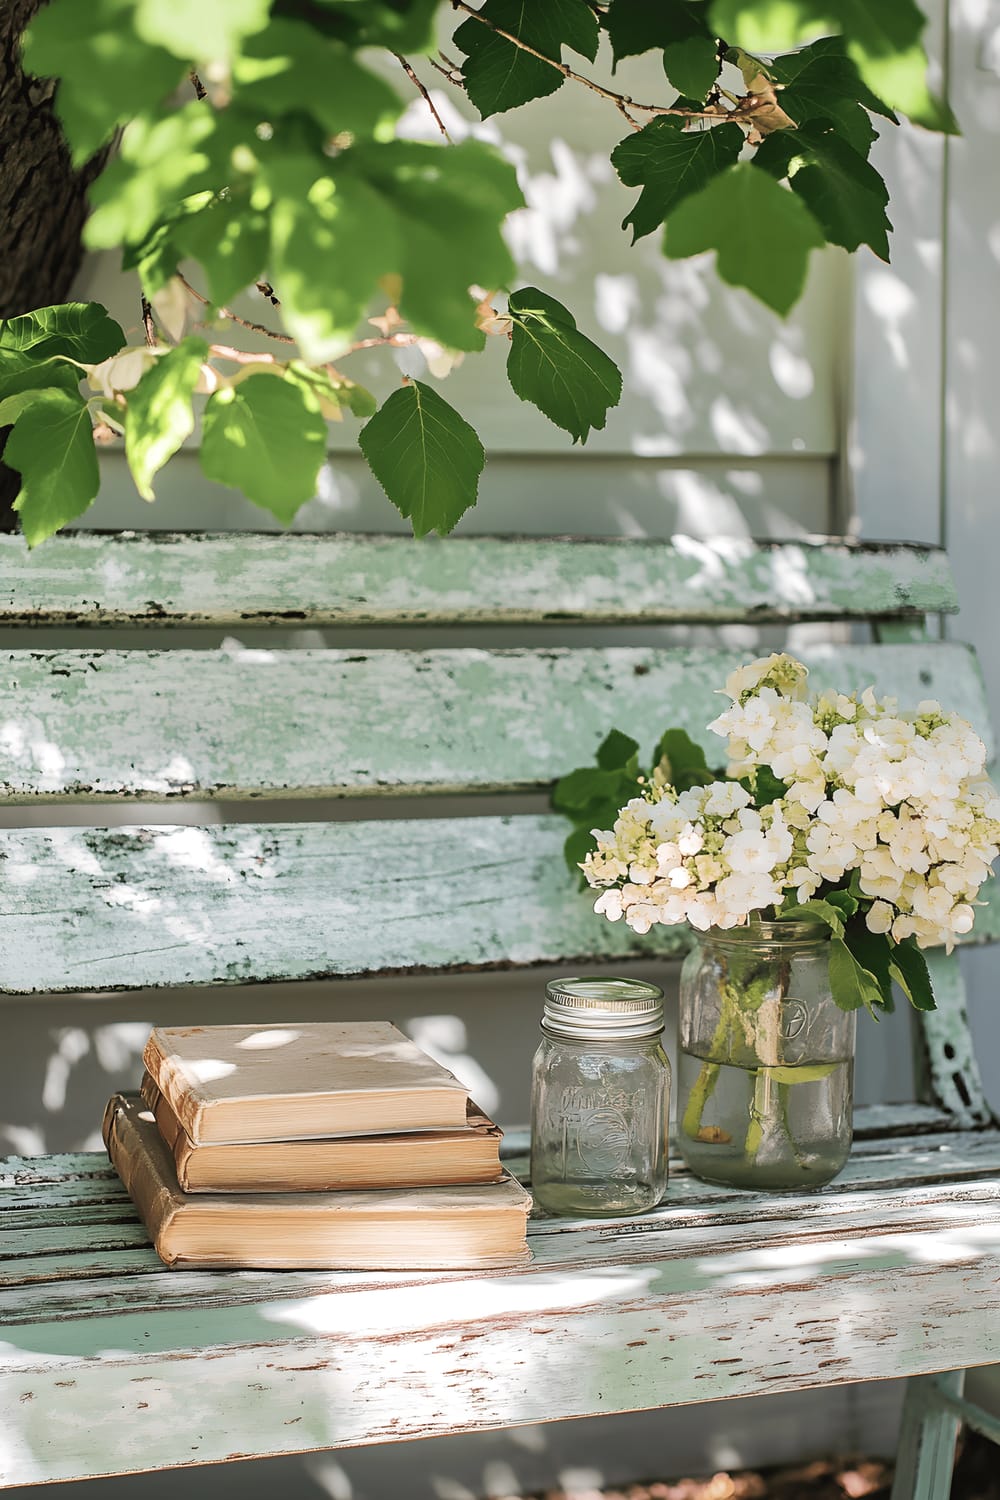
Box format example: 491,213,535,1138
555,654,1000,1191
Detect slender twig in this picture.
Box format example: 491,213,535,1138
430,56,463,85
190,70,207,99
450,1,731,129
209,345,279,365
177,271,296,345
394,54,453,140
340,333,424,355
140,295,156,348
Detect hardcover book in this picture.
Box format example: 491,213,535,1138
142,1021,470,1144
140,1072,504,1192
104,1094,532,1270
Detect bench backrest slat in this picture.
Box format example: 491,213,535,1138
0,534,959,625
2,642,990,801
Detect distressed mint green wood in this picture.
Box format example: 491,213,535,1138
891,1372,965,1500
914,952,995,1128
2,816,998,995
2,1145,1000,1485
0,533,959,626
0,642,990,801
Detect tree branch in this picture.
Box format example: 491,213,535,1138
394,54,452,140
177,271,296,344
450,1,732,130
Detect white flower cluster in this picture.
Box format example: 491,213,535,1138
584,653,1000,950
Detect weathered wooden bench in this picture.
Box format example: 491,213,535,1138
1,531,999,1500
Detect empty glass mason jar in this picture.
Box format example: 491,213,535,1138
677,921,857,1191
530,977,670,1217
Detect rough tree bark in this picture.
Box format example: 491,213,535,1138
0,0,109,527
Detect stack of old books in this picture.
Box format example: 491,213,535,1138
103,1021,531,1270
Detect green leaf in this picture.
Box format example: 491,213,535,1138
605,0,720,98
135,0,271,62
199,375,328,524
0,352,80,403
0,303,125,364
285,363,378,420
506,287,622,443
611,119,744,242
597,729,641,771
125,338,208,501
2,390,99,547
663,163,826,315
709,0,956,131
760,1063,838,1084
553,765,630,813
22,0,185,165
653,728,712,791
889,937,937,1012
564,823,598,876
842,920,894,1010
769,37,889,156
778,900,845,937
354,140,523,351
359,380,486,537
233,19,402,140
455,0,600,117
751,766,790,806
829,934,886,1014
754,122,892,260
334,0,441,52
825,888,859,920
174,195,269,309
267,162,401,361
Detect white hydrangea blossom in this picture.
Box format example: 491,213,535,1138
584,653,1000,951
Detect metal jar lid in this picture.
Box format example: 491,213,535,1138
542,977,665,1041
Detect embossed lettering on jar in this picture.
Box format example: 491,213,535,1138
530,977,670,1217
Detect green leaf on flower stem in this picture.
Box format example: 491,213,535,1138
779,899,846,937
611,119,744,243
751,766,790,806
135,0,270,62
199,375,328,525
564,824,600,877
233,20,402,140
553,766,634,815
455,0,599,118
353,140,523,352
653,728,712,791
663,163,825,316
359,380,485,538
266,163,401,363
754,122,892,261
506,288,622,443
769,37,891,156
125,338,208,502
1,390,99,547
889,937,937,1012
829,934,887,1015
761,1063,838,1084
843,920,893,1010
22,0,185,166
825,888,859,920
597,729,641,772
605,0,720,99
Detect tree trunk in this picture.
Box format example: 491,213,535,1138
0,0,109,527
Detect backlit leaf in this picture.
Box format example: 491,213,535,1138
233,19,402,139
135,0,271,62
2,390,100,547
125,338,208,501
662,163,825,315
200,374,328,523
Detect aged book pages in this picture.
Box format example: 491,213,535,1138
143,1021,470,1144
140,1073,504,1192
103,1094,532,1270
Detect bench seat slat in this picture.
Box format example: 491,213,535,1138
3,815,996,995
1,1134,999,1486
0,533,959,626
2,642,990,801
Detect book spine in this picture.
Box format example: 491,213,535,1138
103,1098,182,1267
142,1032,207,1142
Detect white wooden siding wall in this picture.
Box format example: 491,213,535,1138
4,31,984,1500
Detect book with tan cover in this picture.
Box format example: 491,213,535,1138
104,1094,532,1270
140,1072,504,1192
143,1021,470,1145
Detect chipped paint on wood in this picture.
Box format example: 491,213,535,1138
0,533,960,626
0,642,991,800
2,815,997,996
0,1133,999,1484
